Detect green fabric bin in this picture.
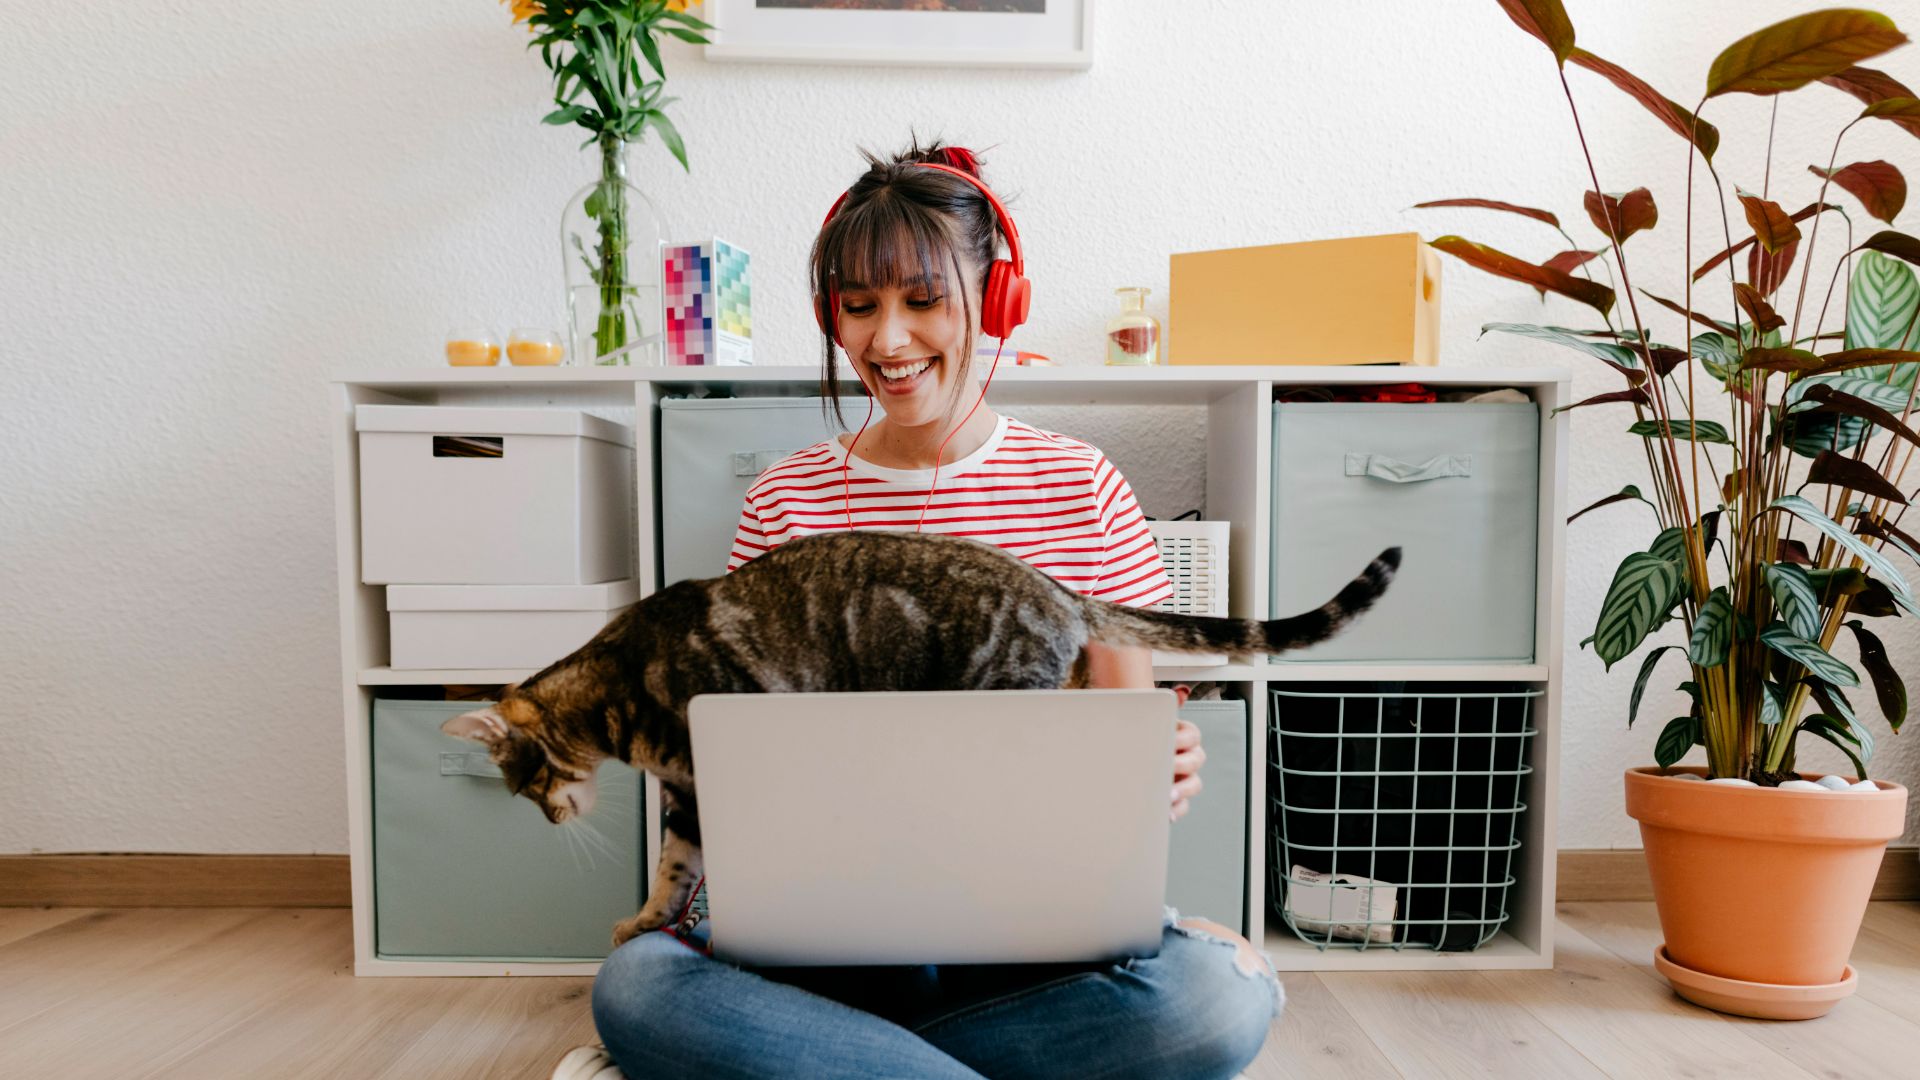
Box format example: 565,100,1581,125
372,698,645,961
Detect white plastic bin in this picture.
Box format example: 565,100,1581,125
357,405,633,585
386,581,637,670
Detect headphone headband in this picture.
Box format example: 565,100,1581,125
817,160,1024,278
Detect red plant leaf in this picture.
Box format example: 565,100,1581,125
1800,383,1920,449
1584,188,1657,244
1738,346,1823,372
1707,10,1908,98
1810,161,1906,224
1734,283,1786,332
1861,230,1920,266
1692,202,1837,281
1552,387,1652,416
1648,347,1689,376
1778,538,1813,564
1411,198,1561,227
1808,449,1908,505
1748,235,1799,296
1864,97,1920,124
1809,347,1920,376
1496,0,1576,66
1429,235,1616,315
1543,249,1603,275
1823,65,1920,137
1569,48,1721,161
1738,190,1802,252
1639,290,1736,334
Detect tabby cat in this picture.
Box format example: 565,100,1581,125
441,530,1399,945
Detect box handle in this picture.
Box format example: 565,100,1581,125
439,751,504,780
1344,453,1472,483
432,436,504,458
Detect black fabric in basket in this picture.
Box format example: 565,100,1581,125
1270,683,1532,951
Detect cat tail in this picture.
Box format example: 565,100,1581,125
1084,547,1400,657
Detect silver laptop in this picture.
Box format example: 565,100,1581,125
687,689,1176,967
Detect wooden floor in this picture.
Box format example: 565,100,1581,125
3,904,1918,1078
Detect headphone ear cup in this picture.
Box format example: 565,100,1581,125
980,260,1029,340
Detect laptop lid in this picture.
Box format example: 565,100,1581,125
687,689,1176,967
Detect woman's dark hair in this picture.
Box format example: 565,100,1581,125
811,137,1011,431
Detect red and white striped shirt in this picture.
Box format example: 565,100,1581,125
728,415,1174,608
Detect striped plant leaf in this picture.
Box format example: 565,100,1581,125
1594,553,1684,669
1759,622,1860,687
1845,251,1920,389
1803,678,1875,761
1629,645,1683,728
1629,419,1733,444
1761,680,1787,726
1655,715,1699,768
1801,715,1870,777
1691,332,1743,380
1768,495,1913,598
1688,587,1735,667
1481,322,1642,371
1764,562,1822,640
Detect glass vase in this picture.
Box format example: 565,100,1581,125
1105,286,1160,366
563,133,668,366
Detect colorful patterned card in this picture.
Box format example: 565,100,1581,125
662,239,752,366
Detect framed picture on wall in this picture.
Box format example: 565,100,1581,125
701,0,1094,70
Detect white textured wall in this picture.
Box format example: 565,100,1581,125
3,0,1916,854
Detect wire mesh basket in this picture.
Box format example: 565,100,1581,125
1268,684,1539,952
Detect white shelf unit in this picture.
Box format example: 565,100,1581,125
331,364,1571,975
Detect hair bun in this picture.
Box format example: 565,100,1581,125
938,146,982,177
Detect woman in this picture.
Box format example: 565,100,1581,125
585,140,1280,1080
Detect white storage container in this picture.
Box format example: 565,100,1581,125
357,405,633,585
1149,520,1231,666
386,581,637,670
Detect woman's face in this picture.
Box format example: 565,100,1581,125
836,262,980,430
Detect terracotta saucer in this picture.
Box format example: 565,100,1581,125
1654,943,1856,1020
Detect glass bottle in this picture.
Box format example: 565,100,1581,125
1105,286,1160,366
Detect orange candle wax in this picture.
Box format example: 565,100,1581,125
508,341,564,366
446,340,501,366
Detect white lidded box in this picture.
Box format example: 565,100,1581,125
1149,520,1231,666
357,405,633,585
385,581,637,670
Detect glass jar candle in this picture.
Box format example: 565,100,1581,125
508,327,565,366
1105,287,1160,366
445,327,502,367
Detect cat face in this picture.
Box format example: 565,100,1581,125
441,700,599,824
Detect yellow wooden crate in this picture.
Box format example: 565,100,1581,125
1169,232,1441,366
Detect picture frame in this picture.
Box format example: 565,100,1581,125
701,0,1095,70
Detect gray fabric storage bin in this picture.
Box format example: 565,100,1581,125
1271,402,1539,662
1167,698,1248,927
658,397,843,585
372,698,644,961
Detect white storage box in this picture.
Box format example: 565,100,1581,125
357,405,633,585
1149,520,1231,666
386,581,637,670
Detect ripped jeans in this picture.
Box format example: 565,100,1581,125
591,907,1282,1079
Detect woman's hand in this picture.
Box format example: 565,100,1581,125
1172,718,1205,821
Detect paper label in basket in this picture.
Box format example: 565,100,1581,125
1286,865,1397,944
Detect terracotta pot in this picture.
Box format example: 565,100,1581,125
1624,766,1906,1019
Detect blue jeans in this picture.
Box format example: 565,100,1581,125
592,910,1281,1079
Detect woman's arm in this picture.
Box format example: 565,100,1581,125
1083,642,1205,821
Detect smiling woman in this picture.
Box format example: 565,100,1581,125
577,139,1279,1077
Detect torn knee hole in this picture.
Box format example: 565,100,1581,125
1175,917,1273,980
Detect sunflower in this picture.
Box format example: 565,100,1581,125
501,0,543,24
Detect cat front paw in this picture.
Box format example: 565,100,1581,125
612,909,668,947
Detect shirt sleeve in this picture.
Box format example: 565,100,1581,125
1089,454,1174,608
726,491,771,573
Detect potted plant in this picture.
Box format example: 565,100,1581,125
1420,2,1916,1019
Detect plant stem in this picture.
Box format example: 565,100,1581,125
595,132,630,364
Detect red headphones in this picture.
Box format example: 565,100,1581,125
814,151,1030,343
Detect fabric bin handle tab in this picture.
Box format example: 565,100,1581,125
1343,453,1473,484
439,751,504,780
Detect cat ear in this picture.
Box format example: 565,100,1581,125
442,707,510,745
